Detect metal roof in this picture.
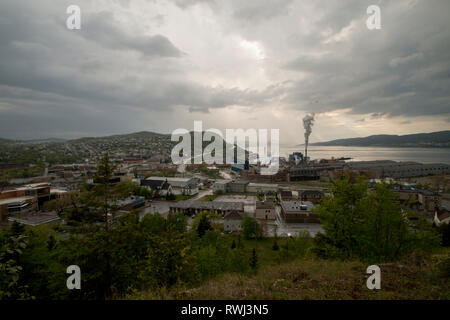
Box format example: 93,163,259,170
170,200,244,211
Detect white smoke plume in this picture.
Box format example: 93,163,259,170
303,113,315,147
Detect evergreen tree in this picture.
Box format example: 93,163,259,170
47,235,57,250
10,221,25,236
272,239,279,251
237,235,244,249
197,213,212,238
242,216,260,240
437,223,450,247
249,248,258,270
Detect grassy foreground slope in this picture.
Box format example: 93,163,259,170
129,241,450,300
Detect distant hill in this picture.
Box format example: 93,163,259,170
0,130,249,165
311,130,450,148
71,131,171,143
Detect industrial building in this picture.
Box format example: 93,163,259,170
279,190,293,201
346,161,450,179
0,183,54,225
212,180,231,193
211,180,249,194
287,167,321,181
288,152,304,164
247,183,279,194
280,200,318,223
169,200,244,217
299,190,324,204
0,183,70,226
8,212,61,227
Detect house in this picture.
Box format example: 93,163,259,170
227,181,249,193
140,179,172,197
145,177,198,195
169,201,244,217
279,190,293,201
255,201,276,221
434,200,450,226
300,190,324,204
280,200,318,223
213,180,230,194
391,185,439,215
212,180,250,194
265,191,277,201
434,211,450,226
417,189,439,214
223,210,243,232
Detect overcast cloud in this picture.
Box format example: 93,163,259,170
0,0,449,143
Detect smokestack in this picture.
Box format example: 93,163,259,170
303,113,315,163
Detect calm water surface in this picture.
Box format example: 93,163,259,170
280,146,450,164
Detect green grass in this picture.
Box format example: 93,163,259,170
200,194,219,202
128,240,450,300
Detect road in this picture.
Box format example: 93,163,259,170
190,189,212,201
139,201,170,219
267,206,323,237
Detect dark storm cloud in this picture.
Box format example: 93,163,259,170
0,0,449,139
0,0,279,138
81,11,183,57
280,0,450,119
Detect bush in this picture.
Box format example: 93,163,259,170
242,216,261,240
436,223,450,247
196,213,212,238
315,176,440,263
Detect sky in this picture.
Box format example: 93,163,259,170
0,0,449,145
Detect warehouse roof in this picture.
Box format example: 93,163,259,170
170,200,244,211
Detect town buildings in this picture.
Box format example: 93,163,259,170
255,201,276,221
169,200,244,217
8,211,61,227
390,184,439,215
346,161,450,179
279,190,293,201
247,183,279,194
0,183,67,226
144,177,198,195
299,190,324,204
228,181,249,193
280,200,318,223
140,179,172,197
212,180,279,195
223,210,243,232
212,180,249,194
212,180,230,194
0,183,51,224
